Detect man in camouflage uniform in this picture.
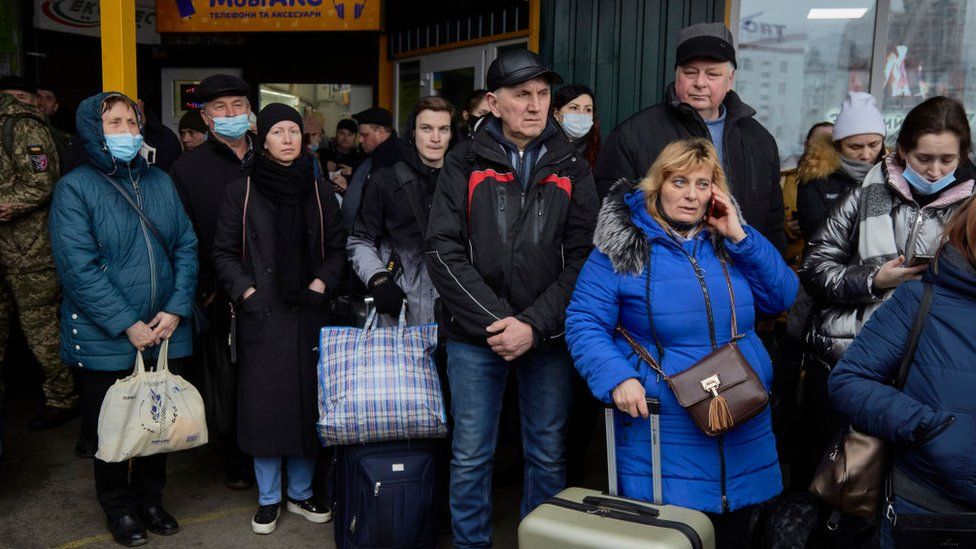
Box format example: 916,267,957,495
0,89,74,430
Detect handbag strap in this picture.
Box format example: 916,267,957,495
615,324,666,380
644,240,739,356
99,172,173,262
885,282,935,516
894,282,933,389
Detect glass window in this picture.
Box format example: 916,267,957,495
877,0,976,142
736,1,878,166
397,60,421,135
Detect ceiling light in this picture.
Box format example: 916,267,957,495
807,8,869,19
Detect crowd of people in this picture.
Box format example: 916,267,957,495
0,18,974,549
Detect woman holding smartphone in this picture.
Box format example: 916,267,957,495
796,96,976,492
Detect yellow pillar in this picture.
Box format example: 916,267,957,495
99,0,138,98
377,34,393,111
528,0,541,53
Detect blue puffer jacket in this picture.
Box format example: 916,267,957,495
49,92,198,371
565,181,798,513
830,244,976,507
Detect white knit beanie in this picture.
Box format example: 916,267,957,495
833,92,886,142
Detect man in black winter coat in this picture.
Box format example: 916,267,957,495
425,50,598,548
595,22,786,254
169,74,256,490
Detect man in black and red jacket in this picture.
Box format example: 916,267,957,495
425,50,598,548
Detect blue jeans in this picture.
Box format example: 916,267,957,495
446,340,573,548
880,496,931,549
253,456,315,506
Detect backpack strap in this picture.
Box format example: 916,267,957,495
1,112,45,160
393,160,429,241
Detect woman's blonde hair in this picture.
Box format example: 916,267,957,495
638,138,728,226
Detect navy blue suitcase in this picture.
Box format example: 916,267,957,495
332,439,439,549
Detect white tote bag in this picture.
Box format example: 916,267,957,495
96,340,208,462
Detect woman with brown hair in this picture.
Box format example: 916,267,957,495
830,196,976,547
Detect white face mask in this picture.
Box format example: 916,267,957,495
560,113,594,139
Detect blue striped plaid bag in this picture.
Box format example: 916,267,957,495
317,304,448,445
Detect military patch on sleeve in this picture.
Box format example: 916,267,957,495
28,150,49,173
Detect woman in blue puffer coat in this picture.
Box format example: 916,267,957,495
829,197,976,548
565,138,797,549
49,92,198,546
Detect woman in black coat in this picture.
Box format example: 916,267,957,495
213,104,345,535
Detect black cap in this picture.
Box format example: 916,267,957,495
0,75,38,95
179,109,208,133
675,22,737,68
485,50,562,92
336,118,358,133
257,103,303,140
194,74,250,103
352,107,393,128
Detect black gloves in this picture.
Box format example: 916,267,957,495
369,273,406,316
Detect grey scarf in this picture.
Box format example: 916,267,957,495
840,156,874,183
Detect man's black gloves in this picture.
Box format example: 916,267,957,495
369,273,406,316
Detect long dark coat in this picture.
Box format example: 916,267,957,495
212,174,345,457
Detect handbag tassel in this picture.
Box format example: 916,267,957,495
708,392,734,432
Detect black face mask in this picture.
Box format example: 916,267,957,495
656,195,703,233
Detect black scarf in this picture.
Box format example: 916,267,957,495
252,152,316,305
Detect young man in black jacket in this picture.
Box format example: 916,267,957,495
594,22,786,255
425,50,598,548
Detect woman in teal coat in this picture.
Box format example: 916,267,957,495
49,92,198,546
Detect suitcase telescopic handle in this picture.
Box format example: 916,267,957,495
604,398,662,504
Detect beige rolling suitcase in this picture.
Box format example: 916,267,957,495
518,399,715,548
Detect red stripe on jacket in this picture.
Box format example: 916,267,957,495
467,169,515,218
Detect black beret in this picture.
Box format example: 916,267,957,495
195,74,250,103
0,75,38,95
352,107,393,128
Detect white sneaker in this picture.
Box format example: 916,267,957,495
286,497,332,523
251,503,280,534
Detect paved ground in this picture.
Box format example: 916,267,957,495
0,390,584,549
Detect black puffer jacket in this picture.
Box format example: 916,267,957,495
425,117,598,345
795,135,867,240
595,84,785,254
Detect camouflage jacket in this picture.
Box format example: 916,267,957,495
0,93,59,273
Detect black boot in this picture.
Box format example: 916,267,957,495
108,514,148,547
138,505,179,536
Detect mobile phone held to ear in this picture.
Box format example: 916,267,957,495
910,254,934,267
707,198,727,221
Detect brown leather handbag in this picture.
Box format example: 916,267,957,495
617,257,768,437
808,283,934,519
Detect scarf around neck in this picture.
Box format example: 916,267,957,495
252,153,316,305
839,155,874,183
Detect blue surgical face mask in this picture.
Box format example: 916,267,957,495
105,132,144,163
560,113,594,140
902,163,956,196
307,141,320,153
212,113,250,140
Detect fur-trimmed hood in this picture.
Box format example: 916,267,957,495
593,179,746,275
796,134,840,185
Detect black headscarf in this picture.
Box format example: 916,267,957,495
252,103,317,305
